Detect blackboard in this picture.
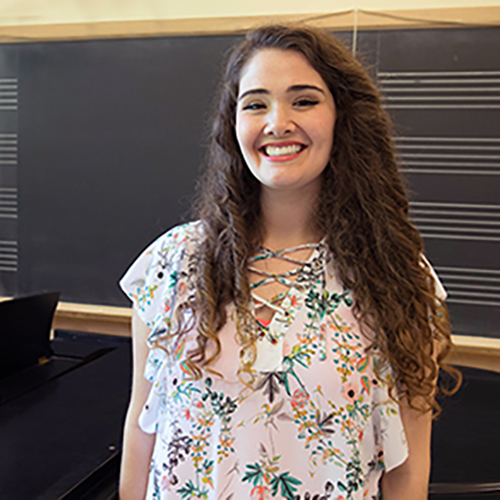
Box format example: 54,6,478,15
0,27,498,338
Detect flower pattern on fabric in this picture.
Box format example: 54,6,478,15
119,222,444,499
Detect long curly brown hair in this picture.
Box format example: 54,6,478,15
180,24,460,414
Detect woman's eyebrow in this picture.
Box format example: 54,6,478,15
238,84,325,101
238,88,268,101
287,84,325,94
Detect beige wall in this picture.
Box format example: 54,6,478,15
1,0,500,27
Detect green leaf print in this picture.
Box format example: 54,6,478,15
177,479,196,498
168,270,178,288
270,472,302,500
242,462,265,486
202,459,214,476
334,458,363,499
305,287,352,320
201,377,238,419
346,457,363,492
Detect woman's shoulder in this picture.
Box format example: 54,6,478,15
152,220,203,257
119,220,203,327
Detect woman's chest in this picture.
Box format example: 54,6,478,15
170,279,374,397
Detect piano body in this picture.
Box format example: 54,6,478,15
0,294,129,499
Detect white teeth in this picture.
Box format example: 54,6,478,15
264,144,303,157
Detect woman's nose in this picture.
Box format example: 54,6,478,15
264,104,295,136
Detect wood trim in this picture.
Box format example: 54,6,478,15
447,335,500,373
53,301,131,337
0,296,131,336
1,6,499,44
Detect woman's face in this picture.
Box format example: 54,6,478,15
235,48,336,195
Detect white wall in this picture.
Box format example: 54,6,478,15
1,0,499,27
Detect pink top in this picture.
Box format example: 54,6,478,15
120,221,446,500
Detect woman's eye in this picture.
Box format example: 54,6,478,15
242,102,266,111
295,98,319,107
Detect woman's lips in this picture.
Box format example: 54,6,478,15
259,142,307,162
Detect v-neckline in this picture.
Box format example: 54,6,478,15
250,238,326,344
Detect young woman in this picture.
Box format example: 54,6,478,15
119,24,459,500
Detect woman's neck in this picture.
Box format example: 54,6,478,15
259,185,322,250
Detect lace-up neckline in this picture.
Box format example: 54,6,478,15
248,241,322,339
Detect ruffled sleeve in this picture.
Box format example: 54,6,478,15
119,222,198,379
372,376,409,472
119,223,200,434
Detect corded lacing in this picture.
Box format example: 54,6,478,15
248,242,320,344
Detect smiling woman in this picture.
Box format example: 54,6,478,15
118,24,460,500
236,49,336,195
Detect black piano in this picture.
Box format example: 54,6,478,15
0,294,130,499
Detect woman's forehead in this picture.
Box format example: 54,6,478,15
237,48,328,95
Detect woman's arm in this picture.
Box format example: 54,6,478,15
119,307,156,500
380,404,432,500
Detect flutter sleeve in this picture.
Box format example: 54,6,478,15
119,223,197,378
119,234,171,329
119,223,199,434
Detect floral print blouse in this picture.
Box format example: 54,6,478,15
120,221,446,500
